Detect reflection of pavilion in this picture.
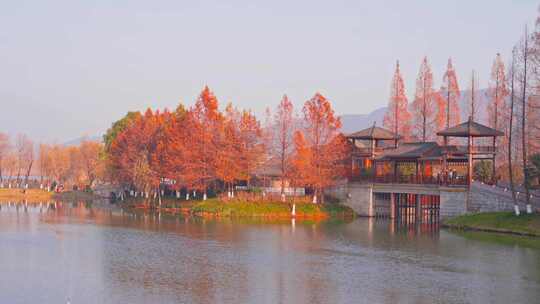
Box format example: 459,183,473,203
347,117,503,186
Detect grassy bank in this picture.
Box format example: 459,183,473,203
443,212,540,237
123,197,355,219
0,188,100,202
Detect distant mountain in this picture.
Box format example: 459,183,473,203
340,107,387,134
64,135,102,146
340,88,491,134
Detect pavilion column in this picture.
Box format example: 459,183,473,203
492,136,496,184
415,161,419,184
443,136,448,184
468,135,473,186
393,161,398,183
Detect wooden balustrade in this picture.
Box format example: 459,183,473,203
349,173,469,186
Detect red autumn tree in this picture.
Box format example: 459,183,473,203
290,130,311,195
273,95,295,196
109,108,163,197
383,61,412,140
412,57,436,142
439,58,461,131
488,54,509,132
237,109,264,187
487,54,510,172
297,93,349,203
183,86,223,200
162,103,191,197
216,103,242,196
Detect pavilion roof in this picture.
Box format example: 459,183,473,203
379,142,439,160
437,118,504,137
346,125,399,140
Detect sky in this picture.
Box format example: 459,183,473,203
0,0,538,142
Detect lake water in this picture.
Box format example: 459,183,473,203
1,201,539,304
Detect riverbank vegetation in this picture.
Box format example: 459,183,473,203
122,196,354,219
444,212,540,237
0,188,100,202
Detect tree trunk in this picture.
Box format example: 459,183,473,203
509,51,518,215
521,30,532,213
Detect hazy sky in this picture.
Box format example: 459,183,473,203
1,0,538,142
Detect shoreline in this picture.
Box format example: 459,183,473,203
443,212,540,237
121,197,355,220
0,188,103,202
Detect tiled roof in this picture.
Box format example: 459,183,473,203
346,125,399,140
437,119,504,137
379,142,439,160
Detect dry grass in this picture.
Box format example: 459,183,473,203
0,188,101,202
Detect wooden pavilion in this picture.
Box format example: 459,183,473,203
437,117,504,185
346,124,399,178
346,118,504,187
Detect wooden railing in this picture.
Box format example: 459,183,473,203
446,145,497,154
352,147,384,155
349,174,469,186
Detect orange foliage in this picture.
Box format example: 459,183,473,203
411,57,436,142
383,61,412,140
293,93,349,202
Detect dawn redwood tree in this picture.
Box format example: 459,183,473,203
162,104,191,198
237,109,264,187
383,61,412,140
412,57,436,142
299,93,349,203
467,70,479,121
487,53,510,175
183,86,223,200
273,95,295,197
516,28,532,213
508,48,519,214
110,109,163,198
216,104,242,197
488,54,510,133
290,130,311,197
439,58,461,130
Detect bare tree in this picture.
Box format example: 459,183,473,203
0,133,10,184
508,48,519,215
15,134,34,187
516,27,532,213
273,95,295,199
